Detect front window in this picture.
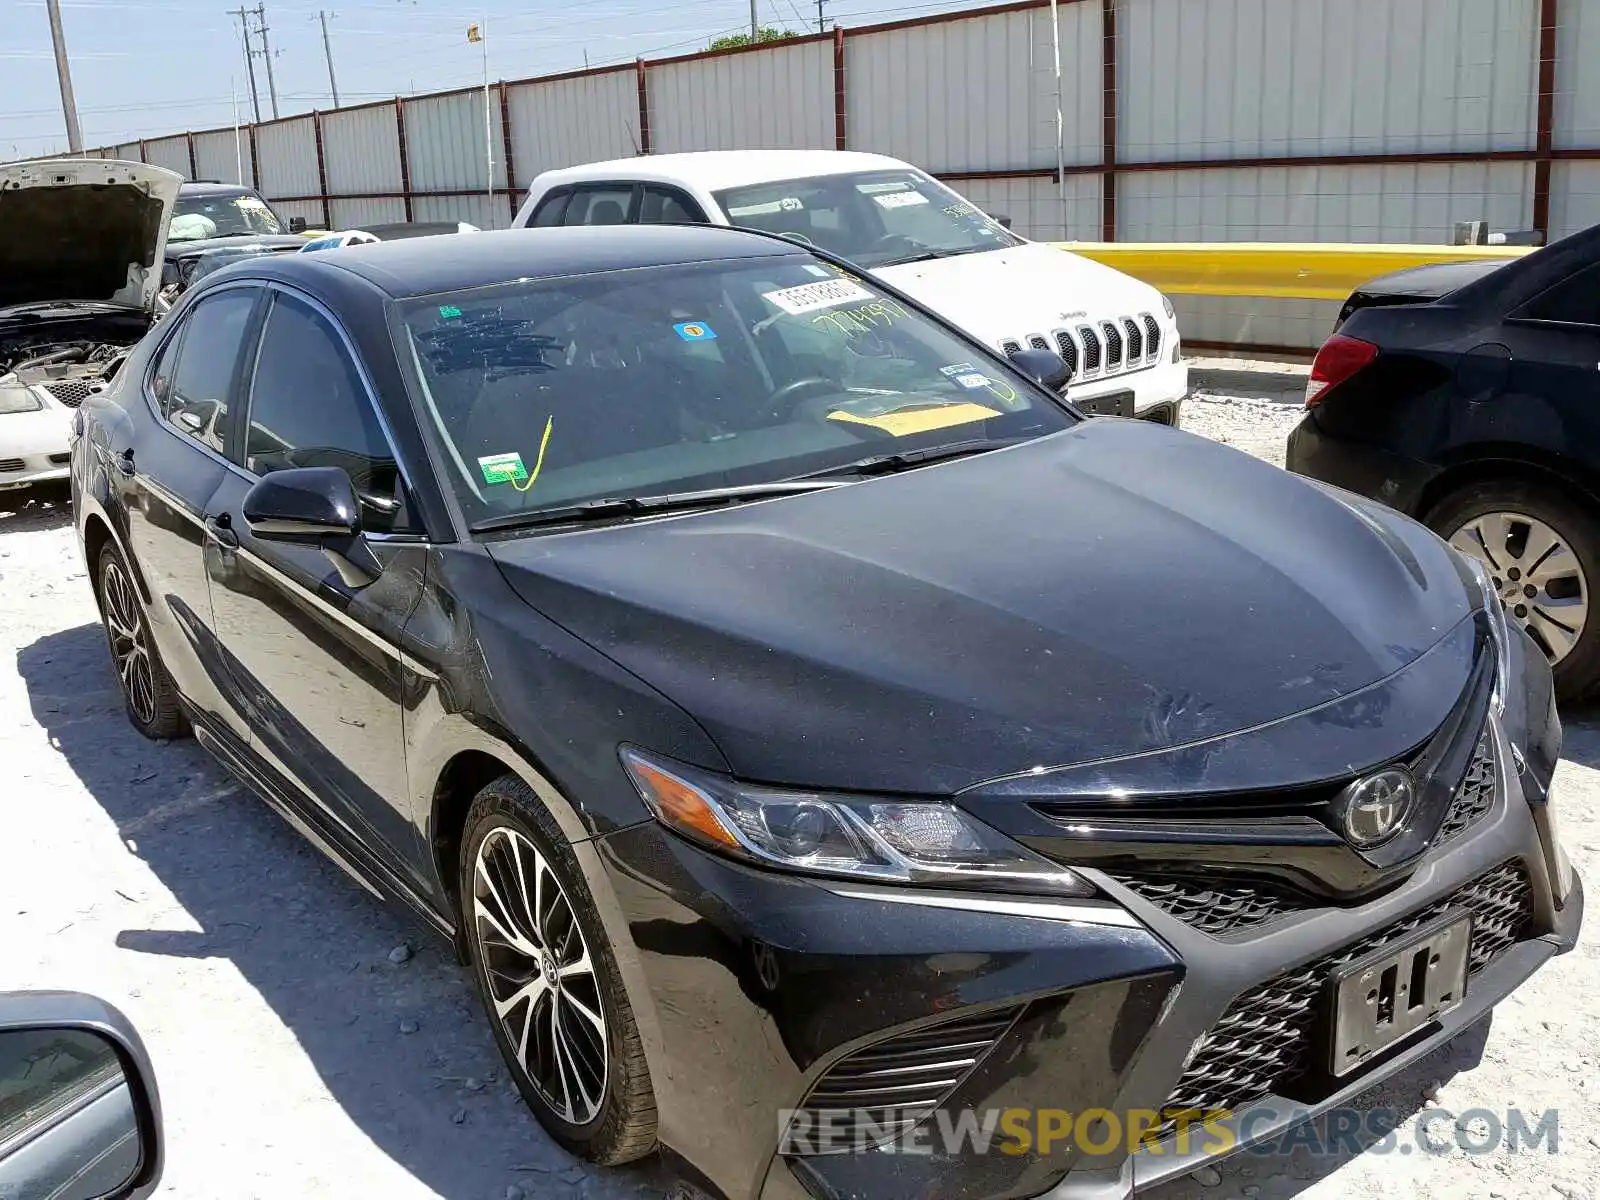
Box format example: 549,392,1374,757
168,191,285,242
712,170,1022,269
397,253,1071,528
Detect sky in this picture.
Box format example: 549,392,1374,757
2,0,973,159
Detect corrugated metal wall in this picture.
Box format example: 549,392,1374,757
40,0,1600,349
508,69,640,180
1120,0,1537,161
651,40,834,153
192,129,253,186
255,116,320,200
143,135,191,179
848,6,1100,174
321,103,404,197
402,90,508,194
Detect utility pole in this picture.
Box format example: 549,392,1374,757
231,7,263,124
817,0,826,34
45,0,83,153
255,3,280,119
319,10,340,108
749,0,758,40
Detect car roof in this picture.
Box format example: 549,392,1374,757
221,224,804,298
530,150,913,194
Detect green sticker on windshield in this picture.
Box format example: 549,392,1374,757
477,451,528,485
439,304,463,319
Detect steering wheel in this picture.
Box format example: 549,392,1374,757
767,376,837,418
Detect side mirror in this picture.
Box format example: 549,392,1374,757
288,216,309,234
1008,347,1074,392
0,992,164,1200
242,466,360,539
988,212,1013,229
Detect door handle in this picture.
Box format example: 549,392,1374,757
113,448,135,478
204,512,238,549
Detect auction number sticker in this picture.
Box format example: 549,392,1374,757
873,191,929,209
761,278,877,315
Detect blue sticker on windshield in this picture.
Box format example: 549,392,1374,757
439,305,462,319
674,321,716,341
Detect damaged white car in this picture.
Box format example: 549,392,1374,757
0,160,181,497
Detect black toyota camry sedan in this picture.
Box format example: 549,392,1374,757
71,226,1580,1200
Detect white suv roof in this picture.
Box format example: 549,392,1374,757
530,150,913,194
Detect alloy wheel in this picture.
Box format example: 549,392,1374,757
1449,510,1590,665
102,558,158,726
472,826,609,1125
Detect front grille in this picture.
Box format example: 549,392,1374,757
793,1007,1021,1145
1436,735,1495,846
1028,334,1050,353
45,378,97,407
1143,313,1162,361
0,458,24,473
1123,317,1144,362
1000,339,1022,357
1158,862,1533,1133
47,452,71,465
1111,873,1303,936
1053,330,1079,377
1102,321,1124,369
1078,326,1102,373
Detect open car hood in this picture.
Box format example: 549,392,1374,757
0,159,182,312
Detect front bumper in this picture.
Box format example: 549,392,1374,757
594,715,1580,1200
1069,357,1188,421
0,451,71,491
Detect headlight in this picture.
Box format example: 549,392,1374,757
621,748,1094,896
1464,555,1511,719
1161,292,1175,320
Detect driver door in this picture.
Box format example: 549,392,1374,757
202,285,433,888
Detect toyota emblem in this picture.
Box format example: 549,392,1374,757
1332,768,1415,848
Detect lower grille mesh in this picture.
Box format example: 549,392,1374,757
1112,874,1302,936
1158,862,1533,1133
793,1007,1021,1146
46,378,97,407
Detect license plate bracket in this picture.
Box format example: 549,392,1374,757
1327,912,1471,1077
1074,389,1135,418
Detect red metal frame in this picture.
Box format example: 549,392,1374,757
636,58,652,155
499,83,519,216
1532,0,1560,238
1100,0,1118,241
186,132,198,181
394,98,414,222
311,111,331,228
833,26,847,151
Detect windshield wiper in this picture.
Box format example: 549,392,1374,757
470,479,848,533
795,436,1032,480
878,247,976,266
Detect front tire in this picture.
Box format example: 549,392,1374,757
97,542,188,739
459,774,657,1164
1427,479,1600,700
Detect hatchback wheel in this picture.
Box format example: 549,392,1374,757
1428,480,1600,700
97,543,188,739
460,775,657,1164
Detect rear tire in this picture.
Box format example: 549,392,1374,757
459,774,658,1165
1426,479,1600,701
96,542,188,739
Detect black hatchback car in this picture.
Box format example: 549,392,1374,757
71,226,1580,1200
1288,222,1600,699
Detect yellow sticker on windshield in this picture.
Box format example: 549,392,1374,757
826,402,1001,437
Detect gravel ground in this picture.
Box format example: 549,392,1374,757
1,373,1595,1200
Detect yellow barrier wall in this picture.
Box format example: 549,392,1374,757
1054,242,1532,302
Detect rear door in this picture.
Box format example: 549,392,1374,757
1499,261,1600,454
118,283,263,743
203,285,433,884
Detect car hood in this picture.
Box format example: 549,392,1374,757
0,160,182,312
165,233,309,260
873,242,1163,344
488,421,1477,795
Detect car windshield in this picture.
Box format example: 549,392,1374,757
168,192,285,241
712,170,1023,268
396,252,1071,528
